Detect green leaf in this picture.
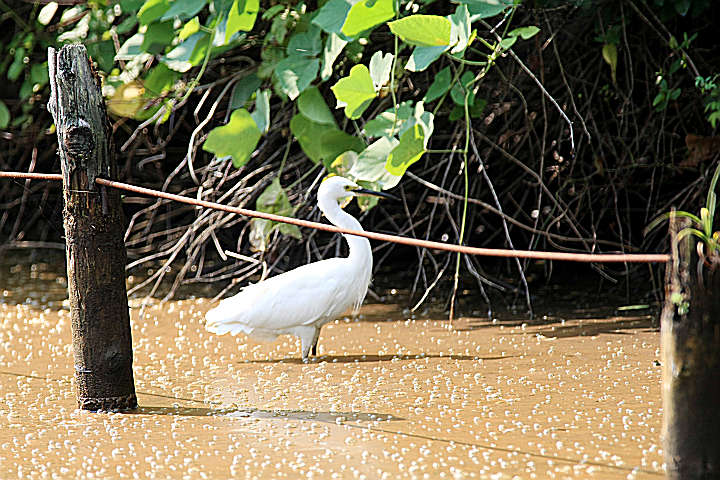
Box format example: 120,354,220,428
330,64,377,119
161,32,208,72
161,0,206,21
38,2,58,25
286,27,322,57
653,92,665,108
117,15,138,34
290,114,364,164
87,40,116,72
251,89,270,133
369,51,393,90
230,73,262,109
202,108,262,168
329,150,359,177
107,81,146,118
406,45,447,72
321,32,348,81
363,101,414,138
450,71,476,106
342,0,395,37
8,48,25,82
256,178,293,215
412,101,434,144
349,136,402,189
500,36,517,50
470,97,487,118
313,0,352,35
274,56,319,100
320,130,366,167
509,25,540,40
290,114,327,163
19,80,33,101
297,86,336,126
450,5,471,54
464,0,514,20
30,63,49,86
138,0,170,25
278,220,302,239
388,15,453,47
424,66,451,103
251,178,302,251
142,21,175,54
0,100,10,129
179,16,200,40
385,124,426,176
258,47,284,79
263,4,284,20
226,0,259,43
122,0,145,11
143,63,179,94
701,207,711,236
602,43,617,84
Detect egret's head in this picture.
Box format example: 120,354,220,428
318,176,399,208
319,176,361,206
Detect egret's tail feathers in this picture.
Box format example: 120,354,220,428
205,302,279,342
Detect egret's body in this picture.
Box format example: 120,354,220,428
205,177,386,360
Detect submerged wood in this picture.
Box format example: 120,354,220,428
661,214,720,477
47,45,137,411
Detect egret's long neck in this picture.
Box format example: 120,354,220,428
318,197,372,270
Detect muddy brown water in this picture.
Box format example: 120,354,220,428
0,260,664,478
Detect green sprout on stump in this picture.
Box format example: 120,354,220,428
645,162,720,261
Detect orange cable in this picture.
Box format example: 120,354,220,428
0,171,670,263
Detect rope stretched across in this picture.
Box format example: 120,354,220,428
0,171,671,263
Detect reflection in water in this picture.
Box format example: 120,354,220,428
243,353,507,364
127,406,404,423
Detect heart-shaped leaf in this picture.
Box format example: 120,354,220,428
203,108,262,168
369,51,393,90
274,55,320,100
225,0,259,43
331,64,377,119
342,0,395,37
297,86,336,126
385,123,426,176
388,15,453,47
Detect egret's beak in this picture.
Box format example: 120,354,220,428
354,187,400,201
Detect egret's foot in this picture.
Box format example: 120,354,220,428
310,328,321,357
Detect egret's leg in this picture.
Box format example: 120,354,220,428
310,327,321,356
297,326,316,361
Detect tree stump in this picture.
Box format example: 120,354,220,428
47,45,137,411
661,214,720,477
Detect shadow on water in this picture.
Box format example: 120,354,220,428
126,406,404,423
243,353,513,364
453,315,658,339
533,316,658,339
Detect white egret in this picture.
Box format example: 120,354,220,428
205,176,396,360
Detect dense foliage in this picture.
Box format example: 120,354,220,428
1,0,719,310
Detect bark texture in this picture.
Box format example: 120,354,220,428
48,45,137,411
661,215,720,478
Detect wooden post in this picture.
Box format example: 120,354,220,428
661,213,720,477
47,45,137,411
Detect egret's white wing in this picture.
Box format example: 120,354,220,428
205,258,357,338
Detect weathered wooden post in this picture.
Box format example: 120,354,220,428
661,213,720,477
47,45,137,411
